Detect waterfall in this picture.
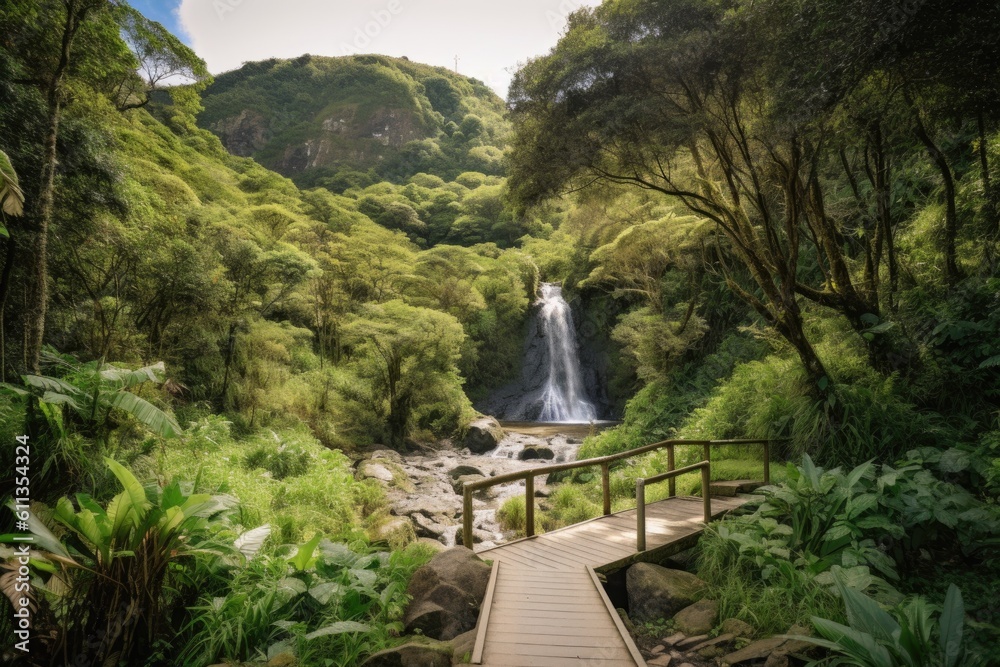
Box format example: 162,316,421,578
535,284,597,422
476,283,603,422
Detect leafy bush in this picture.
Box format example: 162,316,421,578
243,444,312,480
702,456,901,605
11,459,237,666
790,577,983,667
700,452,1000,625
179,536,435,666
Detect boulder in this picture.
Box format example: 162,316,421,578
447,465,484,479
358,460,396,483
519,445,555,461
267,654,296,667
403,547,491,640
719,637,785,665
764,655,790,667
455,526,492,546
546,469,573,484
449,629,478,665
451,474,486,495
626,563,707,623
462,417,504,454
411,513,450,540
720,618,754,638
673,599,719,635
361,639,453,667
375,516,415,546
416,537,447,552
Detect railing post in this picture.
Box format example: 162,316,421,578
667,444,676,498
763,441,770,485
703,443,711,466
701,463,711,524
463,486,474,549
525,475,535,538
601,462,611,516
636,479,646,551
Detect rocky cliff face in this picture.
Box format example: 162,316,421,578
197,54,507,186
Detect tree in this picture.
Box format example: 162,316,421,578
1,0,133,374
508,0,843,394
342,301,466,447
114,5,210,111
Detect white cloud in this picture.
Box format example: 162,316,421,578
179,0,602,97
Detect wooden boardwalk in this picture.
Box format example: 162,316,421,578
469,494,750,666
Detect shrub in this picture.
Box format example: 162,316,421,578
11,459,237,666
790,577,984,667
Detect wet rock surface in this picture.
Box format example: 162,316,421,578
360,424,597,549
403,547,491,640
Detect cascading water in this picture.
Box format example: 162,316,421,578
476,282,603,422
534,284,597,422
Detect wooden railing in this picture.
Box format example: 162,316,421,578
636,461,710,551
462,438,773,549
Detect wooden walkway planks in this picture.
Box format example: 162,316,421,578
476,563,643,667
470,494,751,666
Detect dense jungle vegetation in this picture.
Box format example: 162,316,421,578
1,0,999,665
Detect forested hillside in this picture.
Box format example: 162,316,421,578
2,0,1000,665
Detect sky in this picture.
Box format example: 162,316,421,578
129,0,602,98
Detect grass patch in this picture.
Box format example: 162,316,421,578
159,416,389,542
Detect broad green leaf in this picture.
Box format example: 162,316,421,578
234,525,271,560
835,574,899,644
812,617,894,667
105,391,181,439
939,584,965,667
23,375,83,398
276,576,308,601
845,461,874,489
848,493,879,520
288,533,322,572
100,362,166,388
158,506,185,540
39,390,81,409
0,382,29,396
939,449,971,474
308,581,342,605
0,149,25,216
304,621,371,640
978,355,1000,369
106,492,138,543
823,524,853,542
7,502,74,563
105,458,152,522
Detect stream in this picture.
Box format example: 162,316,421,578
365,422,616,549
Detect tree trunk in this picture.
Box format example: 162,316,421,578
22,0,92,373
978,112,999,236
913,111,961,285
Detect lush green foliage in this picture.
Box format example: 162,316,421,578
696,454,1000,637
179,537,435,667
791,578,982,667
11,459,237,665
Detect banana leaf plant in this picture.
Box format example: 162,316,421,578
1,356,182,443
8,458,238,666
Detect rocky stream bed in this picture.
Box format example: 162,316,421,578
355,418,609,549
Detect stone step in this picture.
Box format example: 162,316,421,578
709,480,764,497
